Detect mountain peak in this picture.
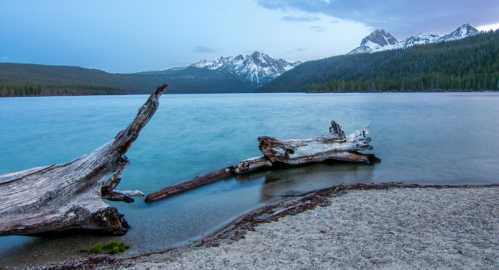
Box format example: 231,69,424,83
249,51,272,65
348,29,399,54
250,51,264,57
361,29,398,47
191,52,300,87
439,24,479,41
459,23,478,31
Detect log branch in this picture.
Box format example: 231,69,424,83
0,84,167,236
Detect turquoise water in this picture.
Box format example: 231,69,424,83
1,93,499,267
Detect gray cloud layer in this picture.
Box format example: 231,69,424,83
281,15,320,22
257,0,499,35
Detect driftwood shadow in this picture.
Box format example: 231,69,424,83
235,162,376,202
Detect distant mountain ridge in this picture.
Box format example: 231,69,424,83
348,24,479,55
262,29,499,93
191,51,300,87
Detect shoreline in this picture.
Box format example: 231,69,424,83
2,90,499,98
35,182,499,270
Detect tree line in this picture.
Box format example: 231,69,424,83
307,73,499,92
0,83,124,97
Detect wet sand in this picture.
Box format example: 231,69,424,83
89,186,499,270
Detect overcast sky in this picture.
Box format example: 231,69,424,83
1,0,498,73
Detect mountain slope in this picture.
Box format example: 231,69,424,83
129,67,253,93
191,51,300,87
0,64,129,96
349,24,479,55
262,30,499,92
0,64,253,96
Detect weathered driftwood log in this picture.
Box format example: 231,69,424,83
258,121,377,166
0,84,167,236
145,121,378,203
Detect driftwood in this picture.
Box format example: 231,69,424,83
0,84,167,236
258,121,374,165
145,121,378,203
144,157,274,202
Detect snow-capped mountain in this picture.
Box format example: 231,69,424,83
438,24,479,42
348,30,399,54
191,51,301,87
349,24,480,55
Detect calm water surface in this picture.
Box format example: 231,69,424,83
1,93,498,267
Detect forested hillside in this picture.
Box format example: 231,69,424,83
263,30,499,92
0,64,251,97
0,64,130,96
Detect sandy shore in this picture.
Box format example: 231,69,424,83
85,186,499,270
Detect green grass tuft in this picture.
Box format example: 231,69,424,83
86,240,130,255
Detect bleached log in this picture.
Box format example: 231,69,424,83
0,84,167,236
145,121,378,203
258,121,375,165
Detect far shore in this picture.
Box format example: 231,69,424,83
1,89,499,98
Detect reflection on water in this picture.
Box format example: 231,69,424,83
237,163,375,201
1,92,499,268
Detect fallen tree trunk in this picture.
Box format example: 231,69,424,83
145,121,378,203
0,84,167,236
258,121,376,166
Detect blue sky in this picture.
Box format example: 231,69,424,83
1,0,498,73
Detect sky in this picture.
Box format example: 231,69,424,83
0,0,498,73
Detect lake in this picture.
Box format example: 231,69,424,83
1,92,499,268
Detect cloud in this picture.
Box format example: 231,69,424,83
295,48,307,52
310,25,325,32
256,0,499,35
281,15,320,23
477,23,499,32
193,46,216,54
